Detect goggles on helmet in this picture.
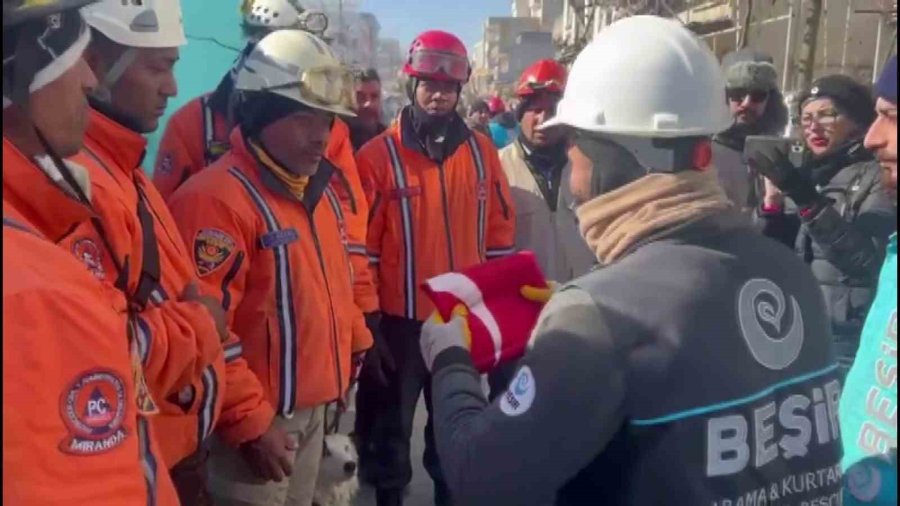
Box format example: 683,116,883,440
520,78,564,95
408,50,470,82
267,64,357,111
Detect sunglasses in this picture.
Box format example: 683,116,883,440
727,89,769,103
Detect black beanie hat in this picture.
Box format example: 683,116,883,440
237,91,312,138
798,74,876,128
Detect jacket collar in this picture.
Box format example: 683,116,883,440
84,107,147,176
398,106,471,162
2,136,94,242
229,128,334,211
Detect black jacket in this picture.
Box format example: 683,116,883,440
430,212,842,506
757,145,896,350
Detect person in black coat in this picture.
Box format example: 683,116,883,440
750,74,897,375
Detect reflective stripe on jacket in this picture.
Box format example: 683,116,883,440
357,114,516,321
168,129,372,419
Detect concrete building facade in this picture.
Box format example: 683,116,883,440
554,0,896,92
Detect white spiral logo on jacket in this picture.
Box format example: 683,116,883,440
738,278,805,370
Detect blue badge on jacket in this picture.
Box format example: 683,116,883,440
259,229,299,249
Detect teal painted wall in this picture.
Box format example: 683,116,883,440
144,3,244,172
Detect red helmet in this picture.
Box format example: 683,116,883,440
487,96,506,116
403,30,471,83
515,59,568,97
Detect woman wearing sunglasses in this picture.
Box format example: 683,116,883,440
751,74,897,377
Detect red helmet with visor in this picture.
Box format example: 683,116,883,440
403,30,471,83
515,59,567,97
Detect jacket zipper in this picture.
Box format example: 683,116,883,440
306,209,344,400
437,163,456,270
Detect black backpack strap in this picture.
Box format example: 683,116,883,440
131,182,162,309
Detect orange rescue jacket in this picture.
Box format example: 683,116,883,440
3,136,218,400
155,94,378,314
2,148,177,505
168,129,373,417
356,110,517,321
66,109,273,460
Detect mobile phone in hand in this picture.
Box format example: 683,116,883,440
744,135,807,168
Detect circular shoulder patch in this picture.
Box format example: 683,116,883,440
499,366,536,417
59,369,128,455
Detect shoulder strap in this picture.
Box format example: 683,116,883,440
201,96,225,166
132,182,163,309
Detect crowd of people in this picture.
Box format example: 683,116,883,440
2,1,897,506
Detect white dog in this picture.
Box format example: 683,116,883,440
313,433,360,506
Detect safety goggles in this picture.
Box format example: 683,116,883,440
269,65,357,110
727,88,769,103
800,108,840,128
519,78,564,95
409,50,470,82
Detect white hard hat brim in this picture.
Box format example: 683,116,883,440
540,115,733,138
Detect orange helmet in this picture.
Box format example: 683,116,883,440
515,59,567,97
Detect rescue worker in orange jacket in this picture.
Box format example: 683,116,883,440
168,30,373,506
153,10,379,318
2,2,177,503
354,30,516,506
67,2,279,503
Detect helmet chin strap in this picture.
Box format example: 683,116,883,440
91,46,137,104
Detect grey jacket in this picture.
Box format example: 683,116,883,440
499,141,595,282
757,159,896,356
430,212,842,506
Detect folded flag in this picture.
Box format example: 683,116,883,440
422,251,549,373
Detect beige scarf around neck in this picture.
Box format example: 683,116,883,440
576,168,732,265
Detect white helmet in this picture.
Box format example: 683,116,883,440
81,0,186,48
241,0,328,34
544,15,731,138
235,29,356,117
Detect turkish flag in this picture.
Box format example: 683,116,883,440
422,251,548,373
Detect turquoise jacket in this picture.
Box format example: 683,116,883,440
489,121,518,149
840,233,897,503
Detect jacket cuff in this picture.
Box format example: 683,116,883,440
218,402,276,448
433,347,475,373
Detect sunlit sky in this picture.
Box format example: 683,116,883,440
361,0,512,50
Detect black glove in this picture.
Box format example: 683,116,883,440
360,312,396,387
747,144,829,210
